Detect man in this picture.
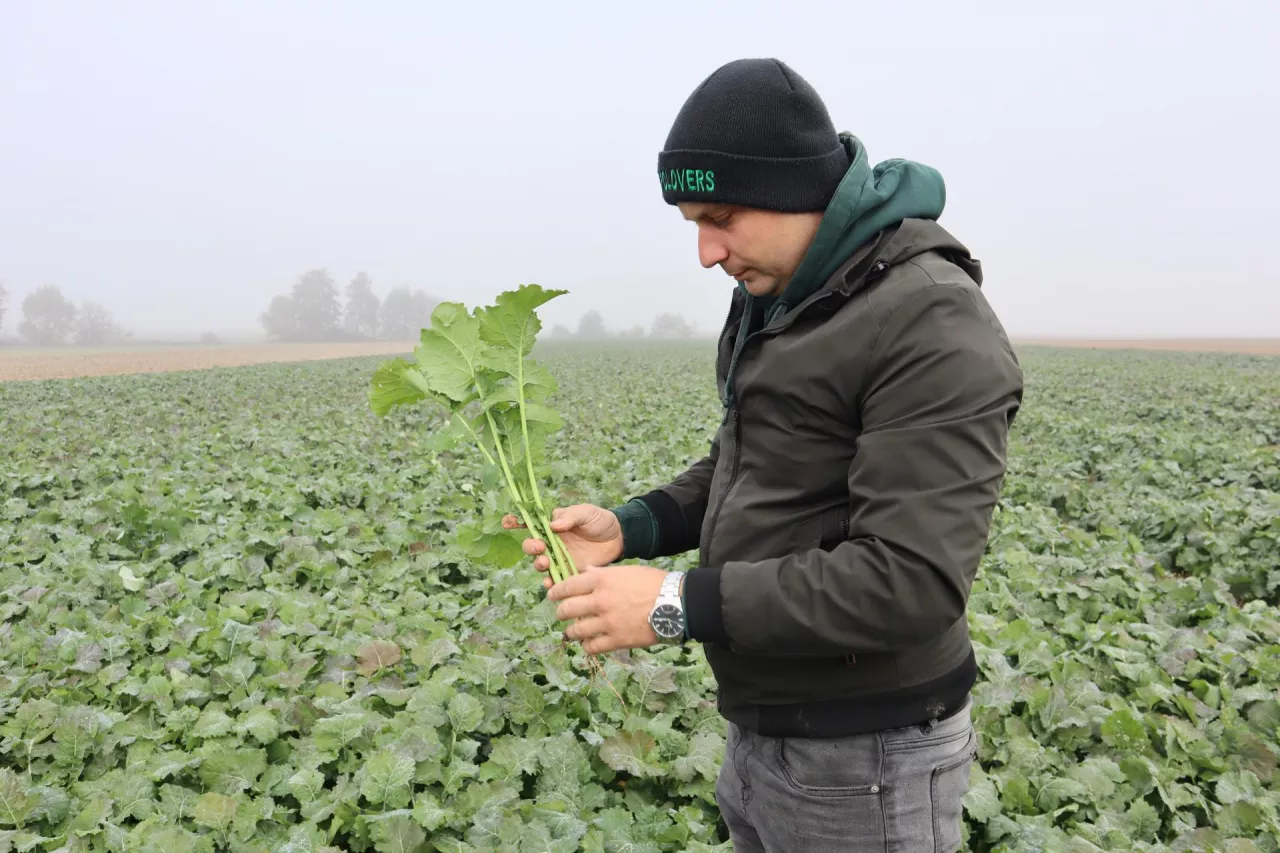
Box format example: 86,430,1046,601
506,57,1023,852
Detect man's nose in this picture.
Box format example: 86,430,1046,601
698,227,729,269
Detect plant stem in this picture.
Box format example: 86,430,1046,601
515,351,546,515
513,357,578,578
454,403,572,583
483,408,569,584
538,507,577,576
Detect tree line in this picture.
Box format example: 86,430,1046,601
0,273,701,347
548,309,697,340
263,271,700,343
259,269,440,342
0,281,127,346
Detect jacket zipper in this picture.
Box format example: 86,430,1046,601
702,289,843,568
713,296,739,380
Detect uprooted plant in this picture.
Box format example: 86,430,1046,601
367,283,578,585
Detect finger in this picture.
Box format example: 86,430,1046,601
555,594,598,623
522,538,546,557
542,576,553,590
501,514,524,529
582,634,618,656
533,555,550,572
564,616,608,642
546,571,597,602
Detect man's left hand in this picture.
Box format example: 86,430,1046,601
547,564,668,655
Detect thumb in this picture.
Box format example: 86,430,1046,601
550,504,591,532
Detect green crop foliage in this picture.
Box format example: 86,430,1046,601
0,341,1277,852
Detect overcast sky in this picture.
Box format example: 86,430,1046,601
2,0,1277,339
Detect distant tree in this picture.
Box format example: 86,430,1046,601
259,268,343,341
377,285,438,340
291,268,342,339
73,301,125,346
410,288,440,330
200,332,222,345
576,310,607,339
378,286,417,340
19,284,78,345
260,293,303,341
0,280,8,333
549,324,572,338
619,325,645,338
344,272,380,339
651,312,694,338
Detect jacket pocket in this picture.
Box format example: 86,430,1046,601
816,505,851,552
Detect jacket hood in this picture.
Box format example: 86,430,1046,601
753,132,949,324
867,217,983,288
720,135,954,409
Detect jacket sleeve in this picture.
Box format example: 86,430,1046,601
682,283,1023,655
610,429,720,561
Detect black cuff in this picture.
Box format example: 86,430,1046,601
637,488,704,557
683,566,728,645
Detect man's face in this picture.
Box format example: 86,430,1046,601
678,202,823,298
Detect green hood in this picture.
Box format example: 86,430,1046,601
752,132,946,322
723,133,946,407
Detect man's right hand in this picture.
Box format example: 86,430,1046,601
502,504,625,590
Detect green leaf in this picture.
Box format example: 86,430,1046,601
312,713,368,754
366,812,426,853
475,284,566,358
196,747,267,795
671,732,722,783
599,730,665,778
455,520,526,568
1216,769,1265,804
1100,708,1150,753
192,791,239,835
414,302,490,403
964,764,1003,823
0,770,34,828
118,565,145,591
447,693,484,735
358,749,416,808
368,359,430,417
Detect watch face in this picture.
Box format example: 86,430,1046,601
650,603,684,639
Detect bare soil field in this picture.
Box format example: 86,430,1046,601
0,341,416,382
1014,338,1280,356
2,337,1276,382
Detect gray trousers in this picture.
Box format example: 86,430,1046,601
714,695,977,852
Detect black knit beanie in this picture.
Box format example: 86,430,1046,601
657,58,849,212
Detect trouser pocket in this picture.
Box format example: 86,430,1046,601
760,730,887,847
878,698,978,852
929,727,977,852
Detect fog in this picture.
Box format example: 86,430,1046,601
2,0,1277,342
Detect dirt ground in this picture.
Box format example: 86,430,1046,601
1015,338,1280,356
0,341,416,382
2,338,1276,382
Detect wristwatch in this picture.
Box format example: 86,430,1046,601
648,571,686,643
